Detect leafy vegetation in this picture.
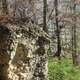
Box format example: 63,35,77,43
48,57,80,80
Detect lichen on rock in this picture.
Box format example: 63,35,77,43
0,21,50,80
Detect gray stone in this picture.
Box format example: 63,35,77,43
0,22,49,80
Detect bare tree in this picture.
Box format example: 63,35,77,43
53,0,61,60
2,0,8,15
43,0,48,33
71,0,78,66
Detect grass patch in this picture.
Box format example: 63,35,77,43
48,57,80,80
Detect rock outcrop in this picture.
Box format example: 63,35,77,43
0,20,50,80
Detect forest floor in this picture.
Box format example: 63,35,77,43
48,57,80,80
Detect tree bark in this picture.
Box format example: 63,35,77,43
54,0,61,60
43,0,48,33
2,0,8,15
71,0,78,66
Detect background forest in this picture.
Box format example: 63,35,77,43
0,0,80,80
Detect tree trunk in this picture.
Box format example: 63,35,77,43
2,0,8,15
71,0,78,66
43,0,48,33
54,0,61,60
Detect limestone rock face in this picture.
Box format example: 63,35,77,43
0,25,11,80
0,23,49,80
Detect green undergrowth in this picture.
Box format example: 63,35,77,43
48,57,80,80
